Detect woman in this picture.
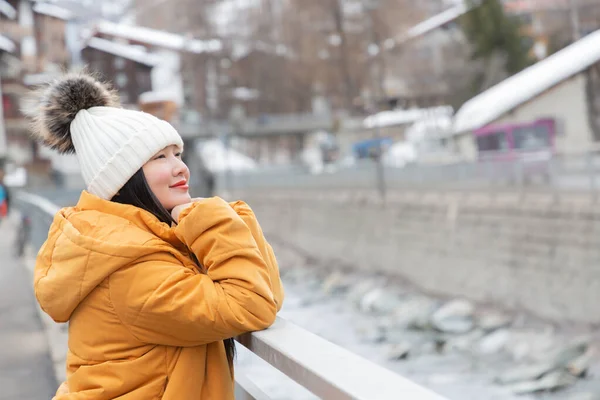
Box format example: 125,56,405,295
29,73,284,399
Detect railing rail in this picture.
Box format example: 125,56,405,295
15,191,447,400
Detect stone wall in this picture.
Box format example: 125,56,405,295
236,189,600,324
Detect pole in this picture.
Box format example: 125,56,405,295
0,72,7,164
365,4,386,202
569,0,581,41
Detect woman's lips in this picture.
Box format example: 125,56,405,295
170,180,189,190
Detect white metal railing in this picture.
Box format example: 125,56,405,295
17,192,447,400
234,318,446,400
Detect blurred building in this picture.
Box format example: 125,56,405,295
505,0,600,59
452,29,600,159
1,0,73,178
80,38,158,105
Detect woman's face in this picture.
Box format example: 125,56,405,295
142,145,191,211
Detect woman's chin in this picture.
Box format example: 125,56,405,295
165,194,192,210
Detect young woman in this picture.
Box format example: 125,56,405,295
29,73,284,399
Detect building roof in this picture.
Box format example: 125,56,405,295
453,29,600,134
94,21,222,54
0,34,15,53
364,106,454,129
0,0,16,19
32,3,74,20
85,37,162,67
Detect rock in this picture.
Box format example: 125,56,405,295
431,299,475,334
432,317,474,334
393,296,438,330
478,329,511,355
506,370,577,394
477,311,512,332
346,279,385,308
496,361,557,385
566,346,596,377
386,342,411,361
445,329,485,353
321,270,352,295
567,393,600,400
551,338,590,370
356,325,386,344
358,287,403,315
432,299,475,321
504,330,556,361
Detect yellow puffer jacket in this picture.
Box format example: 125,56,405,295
34,191,284,399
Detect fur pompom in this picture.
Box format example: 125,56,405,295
25,72,121,154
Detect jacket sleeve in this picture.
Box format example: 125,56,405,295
109,197,277,347
230,200,284,311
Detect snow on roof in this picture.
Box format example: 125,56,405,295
139,90,180,104
406,2,467,40
33,3,74,20
384,1,469,50
0,0,17,19
453,29,600,134
196,139,257,173
364,106,454,129
0,34,15,53
85,37,161,67
95,21,222,54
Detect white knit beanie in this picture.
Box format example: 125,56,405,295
28,73,183,200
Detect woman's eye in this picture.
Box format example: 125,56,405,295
175,152,182,158
155,154,166,160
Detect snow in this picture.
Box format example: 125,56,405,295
405,115,453,142
453,29,600,134
0,35,15,53
32,3,73,20
0,0,16,19
85,37,162,67
385,1,469,49
95,21,223,54
149,50,184,105
139,90,180,105
406,2,467,41
196,140,257,173
364,106,454,129
231,87,260,101
383,142,418,168
22,72,60,86
3,166,27,188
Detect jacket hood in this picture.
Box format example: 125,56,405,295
34,191,183,322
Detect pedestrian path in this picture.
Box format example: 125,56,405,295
0,217,57,400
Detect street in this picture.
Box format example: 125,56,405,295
0,217,57,400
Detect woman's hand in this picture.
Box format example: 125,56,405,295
171,202,195,223
171,198,206,223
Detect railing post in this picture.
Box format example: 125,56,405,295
587,151,597,202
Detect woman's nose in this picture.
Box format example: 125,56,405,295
173,157,189,177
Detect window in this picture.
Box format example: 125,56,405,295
115,72,128,88
113,57,126,70
513,125,551,150
476,131,509,152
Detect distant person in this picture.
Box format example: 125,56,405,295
27,73,284,399
0,168,9,219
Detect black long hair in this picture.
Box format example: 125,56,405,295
112,169,236,365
